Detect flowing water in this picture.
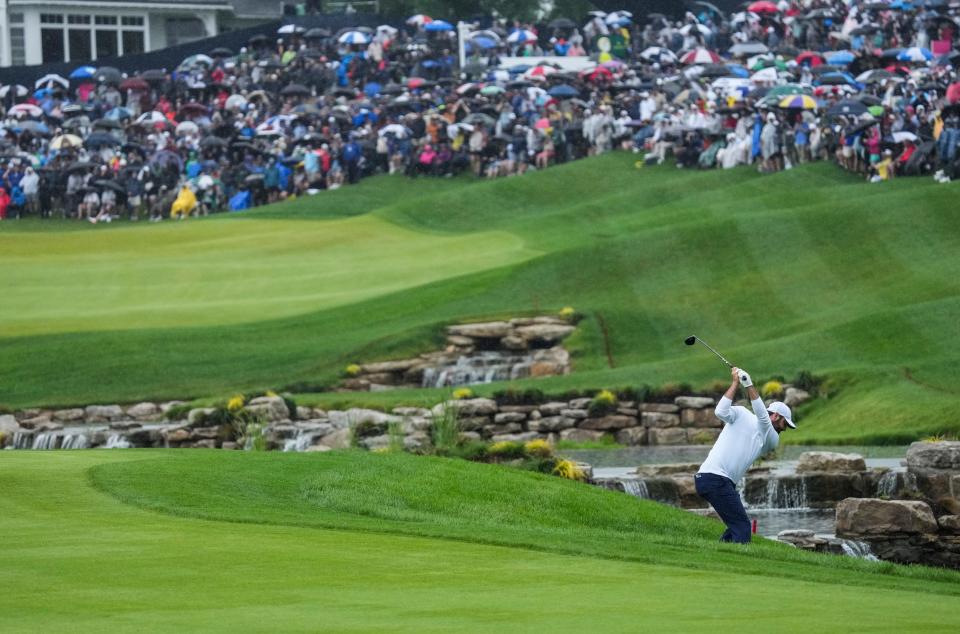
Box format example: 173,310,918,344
105,434,132,449
420,351,536,388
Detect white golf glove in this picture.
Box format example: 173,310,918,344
738,370,753,388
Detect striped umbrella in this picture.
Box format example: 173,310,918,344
897,47,933,63
507,29,537,44
778,94,818,110
680,48,721,65
338,31,371,45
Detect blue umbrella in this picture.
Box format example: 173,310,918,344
826,51,855,65
424,20,453,32
548,84,578,98
726,64,750,78
897,47,933,62
363,82,382,97
70,66,97,80
106,107,133,120
470,35,498,49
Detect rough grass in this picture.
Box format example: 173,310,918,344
2,155,959,444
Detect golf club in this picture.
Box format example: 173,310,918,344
684,335,734,368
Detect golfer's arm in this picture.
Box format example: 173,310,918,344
750,394,773,433
714,381,738,425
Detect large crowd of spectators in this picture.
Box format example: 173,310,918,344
1,1,960,222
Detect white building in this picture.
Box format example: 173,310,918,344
0,0,285,66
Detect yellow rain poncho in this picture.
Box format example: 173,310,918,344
170,186,197,219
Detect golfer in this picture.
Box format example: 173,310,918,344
695,366,796,543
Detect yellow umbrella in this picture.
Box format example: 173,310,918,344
50,134,83,150
778,94,818,110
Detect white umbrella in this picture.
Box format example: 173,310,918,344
35,74,69,90
377,25,398,36
507,30,538,44
277,24,305,35
0,85,28,99
176,121,199,136
50,134,83,149
406,14,432,27
892,131,918,143
750,67,779,83
680,23,712,36
640,46,678,63
378,123,408,138
136,111,167,125
605,10,633,25
447,122,474,138
338,31,371,45
8,103,43,118
224,94,247,110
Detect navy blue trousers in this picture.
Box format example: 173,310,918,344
695,472,752,544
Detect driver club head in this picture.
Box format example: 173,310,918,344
684,335,697,346
683,334,734,368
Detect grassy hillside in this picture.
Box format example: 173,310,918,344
2,154,959,443
1,451,957,632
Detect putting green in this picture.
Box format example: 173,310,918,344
0,215,535,336
0,451,953,632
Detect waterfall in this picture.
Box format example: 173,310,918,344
283,431,316,452
761,477,808,510
105,434,132,449
620,479,650,499
421,351,540,388
876,471,899,498
12,432,34,449
839,539,879,561
32,433,61,450
60,434,90,450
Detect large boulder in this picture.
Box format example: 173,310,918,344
360,359,419,374
906,441,960,472
641,411,680,428
433,398,497,417
245,396,290,422
615,427,647,446
559,428,606,443
796,451,866,474
640,403,679,414
84,404,124,422
580,415,636,431
527,416,575,432
52,408,84,422
635,463,700,476
836,498,938,537
784,387,811,407
514,323,575,344
447,321,512,339
647,428,688,445
0,414,19,435
674,396,716,409
126,402,160,420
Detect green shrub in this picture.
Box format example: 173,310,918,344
388,420,405,452
231,412,266,451
689,431,717,445
794,370,822,394
164,403,193,421
0,404,12,415
344,364,362,377
452,387,474,400
523,438,553,458
615,386,648,403
492,388,545,405
487,440,527,461
445,439,488,461
430,405,461,452
588,389,617,416
353,419,386,438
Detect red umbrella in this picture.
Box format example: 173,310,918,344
407,77,428,89
884,64,911,75
680,48,721,65
119,77,149,91
748,1,780,13
581,66,613,82
796,51,824,67
947,83,960,104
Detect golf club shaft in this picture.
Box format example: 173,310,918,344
695,337,733,368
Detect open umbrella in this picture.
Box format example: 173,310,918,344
796,51,825,66
136,111,168,125
92,118,121,130
277,24,305,35
680,23,712,37
729,42,769,57
463,113,496,127
826,51,855,65
210,47,233,57
95,67,121,84
141,69,167,83
897,47,933,62
280,83,311,98
93,179,125,194
548,84,579,99
199,136,228,149
35,74,69,90
70,66,97,80
507,29,537,44
119,77,149,91
640,46,678,63
827,100,868,116
305,27,331,39
779,94,818,109
892,131,918,143
0,85,28,99
747,1,780,13
8,103,43,118
338,31,371,45
480,85,505,96
178,103,208,118
681,48,721,65
406,14,432,27
84,132,120,148
50,134,83,150
548,17,576,29
424,20,453,32
106,107,133,121
176,121,199,136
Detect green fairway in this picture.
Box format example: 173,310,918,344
1,451,957,633
0,215,533,336
3,154,960,443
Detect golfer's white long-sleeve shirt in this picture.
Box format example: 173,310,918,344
697,396,779,484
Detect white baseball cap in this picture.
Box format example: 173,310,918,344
767,401,795,428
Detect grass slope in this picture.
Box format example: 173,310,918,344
2,450,957,633
2,155,959,443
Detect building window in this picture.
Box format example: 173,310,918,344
41,28,64,63
96,30,118,59
68,15,91,24
165,18,207,47
41,14,65,24
122,17,144,26
10,27,26,65
95,16,118,25
122,30,145,55
69,29,91,61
